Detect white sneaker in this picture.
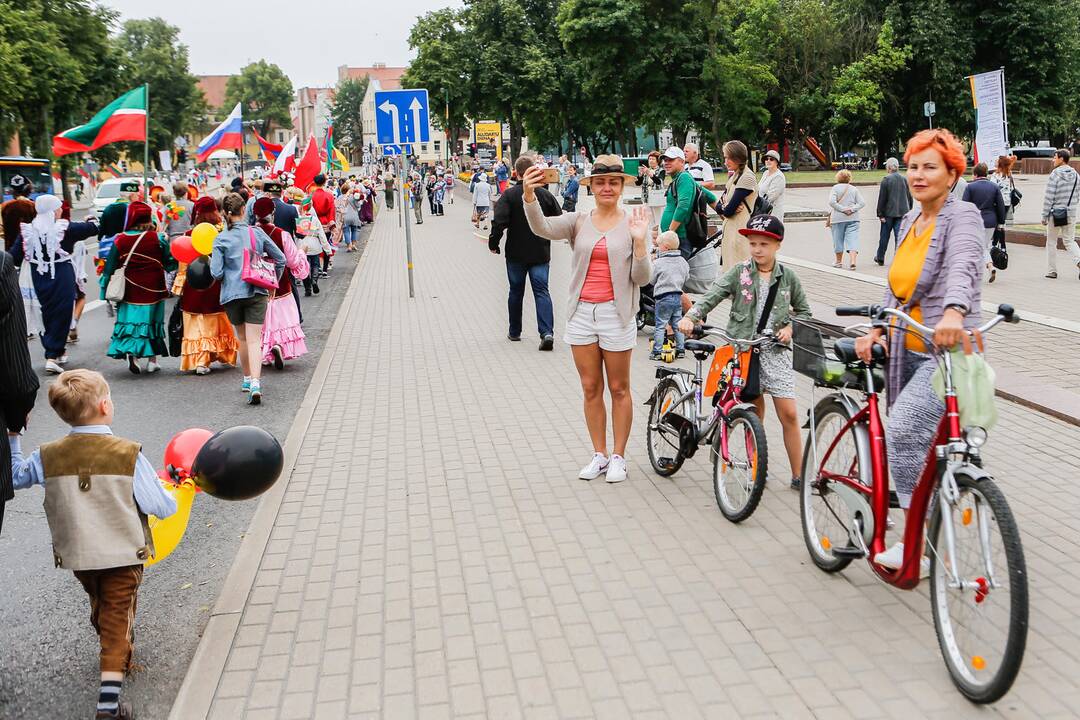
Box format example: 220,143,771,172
195,366,211,376
606,455,628,483
874,542,930,578
57,354,69,365
578,453,609,480
146,361,161,374
44,360,64,375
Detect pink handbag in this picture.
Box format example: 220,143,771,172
241,227,278,290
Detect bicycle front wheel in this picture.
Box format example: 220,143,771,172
928,472,1028,704
712,407,767,523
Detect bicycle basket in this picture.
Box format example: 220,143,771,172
792,318,883,392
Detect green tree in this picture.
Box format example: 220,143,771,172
827,21,911,152
402,8,472,158
330,76,368,161
113,18,205,164
224,60,294,136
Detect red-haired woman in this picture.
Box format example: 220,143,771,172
854,129,984,571
171,197,238,375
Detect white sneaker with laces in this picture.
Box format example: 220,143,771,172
606,454,628,483
146,361,161,374
874,542,930,578
578,453,609,480
44,359,64,375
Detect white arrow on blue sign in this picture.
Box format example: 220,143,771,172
381,144,403,156
375,89,430,146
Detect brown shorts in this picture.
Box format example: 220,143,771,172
223,294,268,326
73,564,144,673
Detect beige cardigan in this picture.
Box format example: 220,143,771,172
524,198,652,326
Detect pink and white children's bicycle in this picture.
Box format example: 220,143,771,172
796,303,1027,703
645,325,782,523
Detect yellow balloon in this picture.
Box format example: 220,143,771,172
145,479,197,567
191,222,218,256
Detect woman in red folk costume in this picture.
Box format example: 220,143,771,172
171,197,239,374
101,201,177,374
253,196,309,369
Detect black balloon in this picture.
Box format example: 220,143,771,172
186,256,213,290
191,425,284,501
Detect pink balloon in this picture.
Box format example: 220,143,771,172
170,235,200,264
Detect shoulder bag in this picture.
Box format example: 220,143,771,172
105,231,148,302
1052,172,1077,227
740,277,781,402
990,226,1008,270
241,227,279,290
1008,177,1022,208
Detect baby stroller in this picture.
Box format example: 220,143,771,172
636,227,723,331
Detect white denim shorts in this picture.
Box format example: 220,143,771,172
564,301,637,352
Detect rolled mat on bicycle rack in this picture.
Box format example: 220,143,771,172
792,318,884,394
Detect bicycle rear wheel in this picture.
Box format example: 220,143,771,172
800,397,863,573
646,379,690,477
929,472,1028,704
712,407,767,523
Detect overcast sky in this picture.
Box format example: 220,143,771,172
99,0,462,88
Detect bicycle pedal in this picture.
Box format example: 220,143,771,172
830,546,866,559
658,457,675,469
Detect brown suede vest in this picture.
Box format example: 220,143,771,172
39,434,153,570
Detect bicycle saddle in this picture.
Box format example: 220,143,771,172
834,337,886,365
684,340,715,353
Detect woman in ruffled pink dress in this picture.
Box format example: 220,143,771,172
253,196,310,369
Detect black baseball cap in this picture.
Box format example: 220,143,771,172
738,214,784,241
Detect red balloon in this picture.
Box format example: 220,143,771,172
170,234,201,264
164,428,214,477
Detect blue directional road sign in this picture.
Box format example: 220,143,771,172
381,144,403,156
375,89,430,146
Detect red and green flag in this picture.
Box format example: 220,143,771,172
52,86,147,156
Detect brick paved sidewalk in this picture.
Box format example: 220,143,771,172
173,197,1080,719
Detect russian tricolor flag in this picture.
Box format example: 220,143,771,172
196,103,243,162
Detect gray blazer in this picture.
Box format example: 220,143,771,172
876,172,912,218
881,195,983,407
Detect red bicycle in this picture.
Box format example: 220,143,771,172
797,303,1027,703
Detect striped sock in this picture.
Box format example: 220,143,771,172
97,680,121,714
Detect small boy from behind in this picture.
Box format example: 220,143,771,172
8,369,176,720
650,230,691,359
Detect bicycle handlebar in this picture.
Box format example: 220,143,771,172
834,303,1020,338
695,324,785,349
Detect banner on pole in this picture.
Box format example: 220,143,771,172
969,69,1009,165
159,150,173,173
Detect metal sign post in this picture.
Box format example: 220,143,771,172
376,89,429,299
402,151,415,298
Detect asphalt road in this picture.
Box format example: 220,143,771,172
0,224,369,720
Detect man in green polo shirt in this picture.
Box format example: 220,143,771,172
659,146,717,258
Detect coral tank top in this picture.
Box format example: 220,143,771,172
580,237,615,303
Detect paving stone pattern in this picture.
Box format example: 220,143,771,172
203,197,1080,719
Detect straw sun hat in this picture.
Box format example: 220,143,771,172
580,154,636,186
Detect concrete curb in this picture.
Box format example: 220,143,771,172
166,227,374,720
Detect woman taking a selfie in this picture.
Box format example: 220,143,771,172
522,155,652,484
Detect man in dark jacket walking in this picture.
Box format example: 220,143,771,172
963,162,1007,282
489,154,562,350
874,158,912,265
0,249,39,534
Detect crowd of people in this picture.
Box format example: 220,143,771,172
0,165,390,407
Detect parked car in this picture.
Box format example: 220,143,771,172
92,177,143,213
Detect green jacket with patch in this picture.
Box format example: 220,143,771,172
686,260,811,339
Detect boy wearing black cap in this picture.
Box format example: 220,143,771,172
678,215,811,489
